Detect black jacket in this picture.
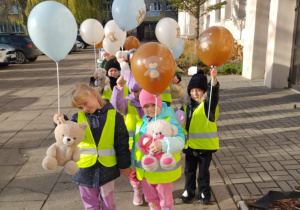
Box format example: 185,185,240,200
69,101,130,187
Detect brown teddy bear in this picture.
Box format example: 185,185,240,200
42,118,87,175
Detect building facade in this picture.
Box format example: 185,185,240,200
137,0,178,41
178,0,300,92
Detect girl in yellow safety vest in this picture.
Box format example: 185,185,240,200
111,73,145,206
132,90,185,210
178,68,219,205
53,83,131,210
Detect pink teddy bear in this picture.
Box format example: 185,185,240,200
137,119,178,172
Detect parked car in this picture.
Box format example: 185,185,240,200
77,34,89,49
0,34,41,64
0,44,16,67
69,40,82,54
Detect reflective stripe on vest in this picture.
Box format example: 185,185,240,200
77,110,117,168
134,117,181,184
161,86,172,103
184,103,219,150
125,99,140,149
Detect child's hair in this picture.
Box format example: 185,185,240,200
71,83,106,108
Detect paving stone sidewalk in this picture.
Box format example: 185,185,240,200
0,48,299,210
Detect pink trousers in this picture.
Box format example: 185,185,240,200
141,178,174,210
79,180,115,210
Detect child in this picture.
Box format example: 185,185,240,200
93,56,120,100
132,90,185,209
111,73,144,206
170,74,185,99
53,83,131,210
178,68,219,205
97,48,109,68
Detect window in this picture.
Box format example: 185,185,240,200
147,2,161,11
215,0,221,22
153,2,161,11
225,0,232,19
166,2,177,11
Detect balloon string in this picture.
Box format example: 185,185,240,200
152,95,158,147
56,62,60,114
207,66,215,125
94,43,97,71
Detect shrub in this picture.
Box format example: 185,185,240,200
195,59,205,67
218,63,242,74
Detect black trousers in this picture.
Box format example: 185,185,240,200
184,151,212,199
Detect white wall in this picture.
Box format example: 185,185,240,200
242,0,270,79
264,0,296,88
178,11,196,39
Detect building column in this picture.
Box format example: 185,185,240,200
264,0,296,88
242,0,270,79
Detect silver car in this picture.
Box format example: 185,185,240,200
0,44,16,67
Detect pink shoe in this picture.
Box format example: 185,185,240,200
133,186,143,206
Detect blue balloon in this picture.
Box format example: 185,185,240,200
112,0,146,31
169,38,184,60
28,1,77,62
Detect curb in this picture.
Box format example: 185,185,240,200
237,201,249,210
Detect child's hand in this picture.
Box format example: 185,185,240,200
53,114,64,124
117,76,124,85
149,141,162,155
210,68,217,82
120,167,132,177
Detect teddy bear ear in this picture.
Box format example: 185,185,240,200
79,122,88,130
57,117,65,125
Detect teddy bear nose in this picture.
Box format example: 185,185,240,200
67,138,71,142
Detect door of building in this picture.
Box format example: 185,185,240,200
290,0,300,91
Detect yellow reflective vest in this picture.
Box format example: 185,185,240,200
161,86,172,103
125,99,141,149
134,117,181,184
77,110,117,168
102,86,129,101
183,102,219,150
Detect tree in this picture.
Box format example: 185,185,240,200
168,0,227,41
0,0,23,32
13,0,108,33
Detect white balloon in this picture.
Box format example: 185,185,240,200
104,20,126,47
103,37,120,55
80,19,104,45
155,18,180,49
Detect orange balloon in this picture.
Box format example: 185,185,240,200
124,36,140,50
197,26,234,67
131,42,176,95
95,37,104,49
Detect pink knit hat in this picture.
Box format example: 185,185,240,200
139,89,163,108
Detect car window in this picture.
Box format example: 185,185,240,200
0,36,11,45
